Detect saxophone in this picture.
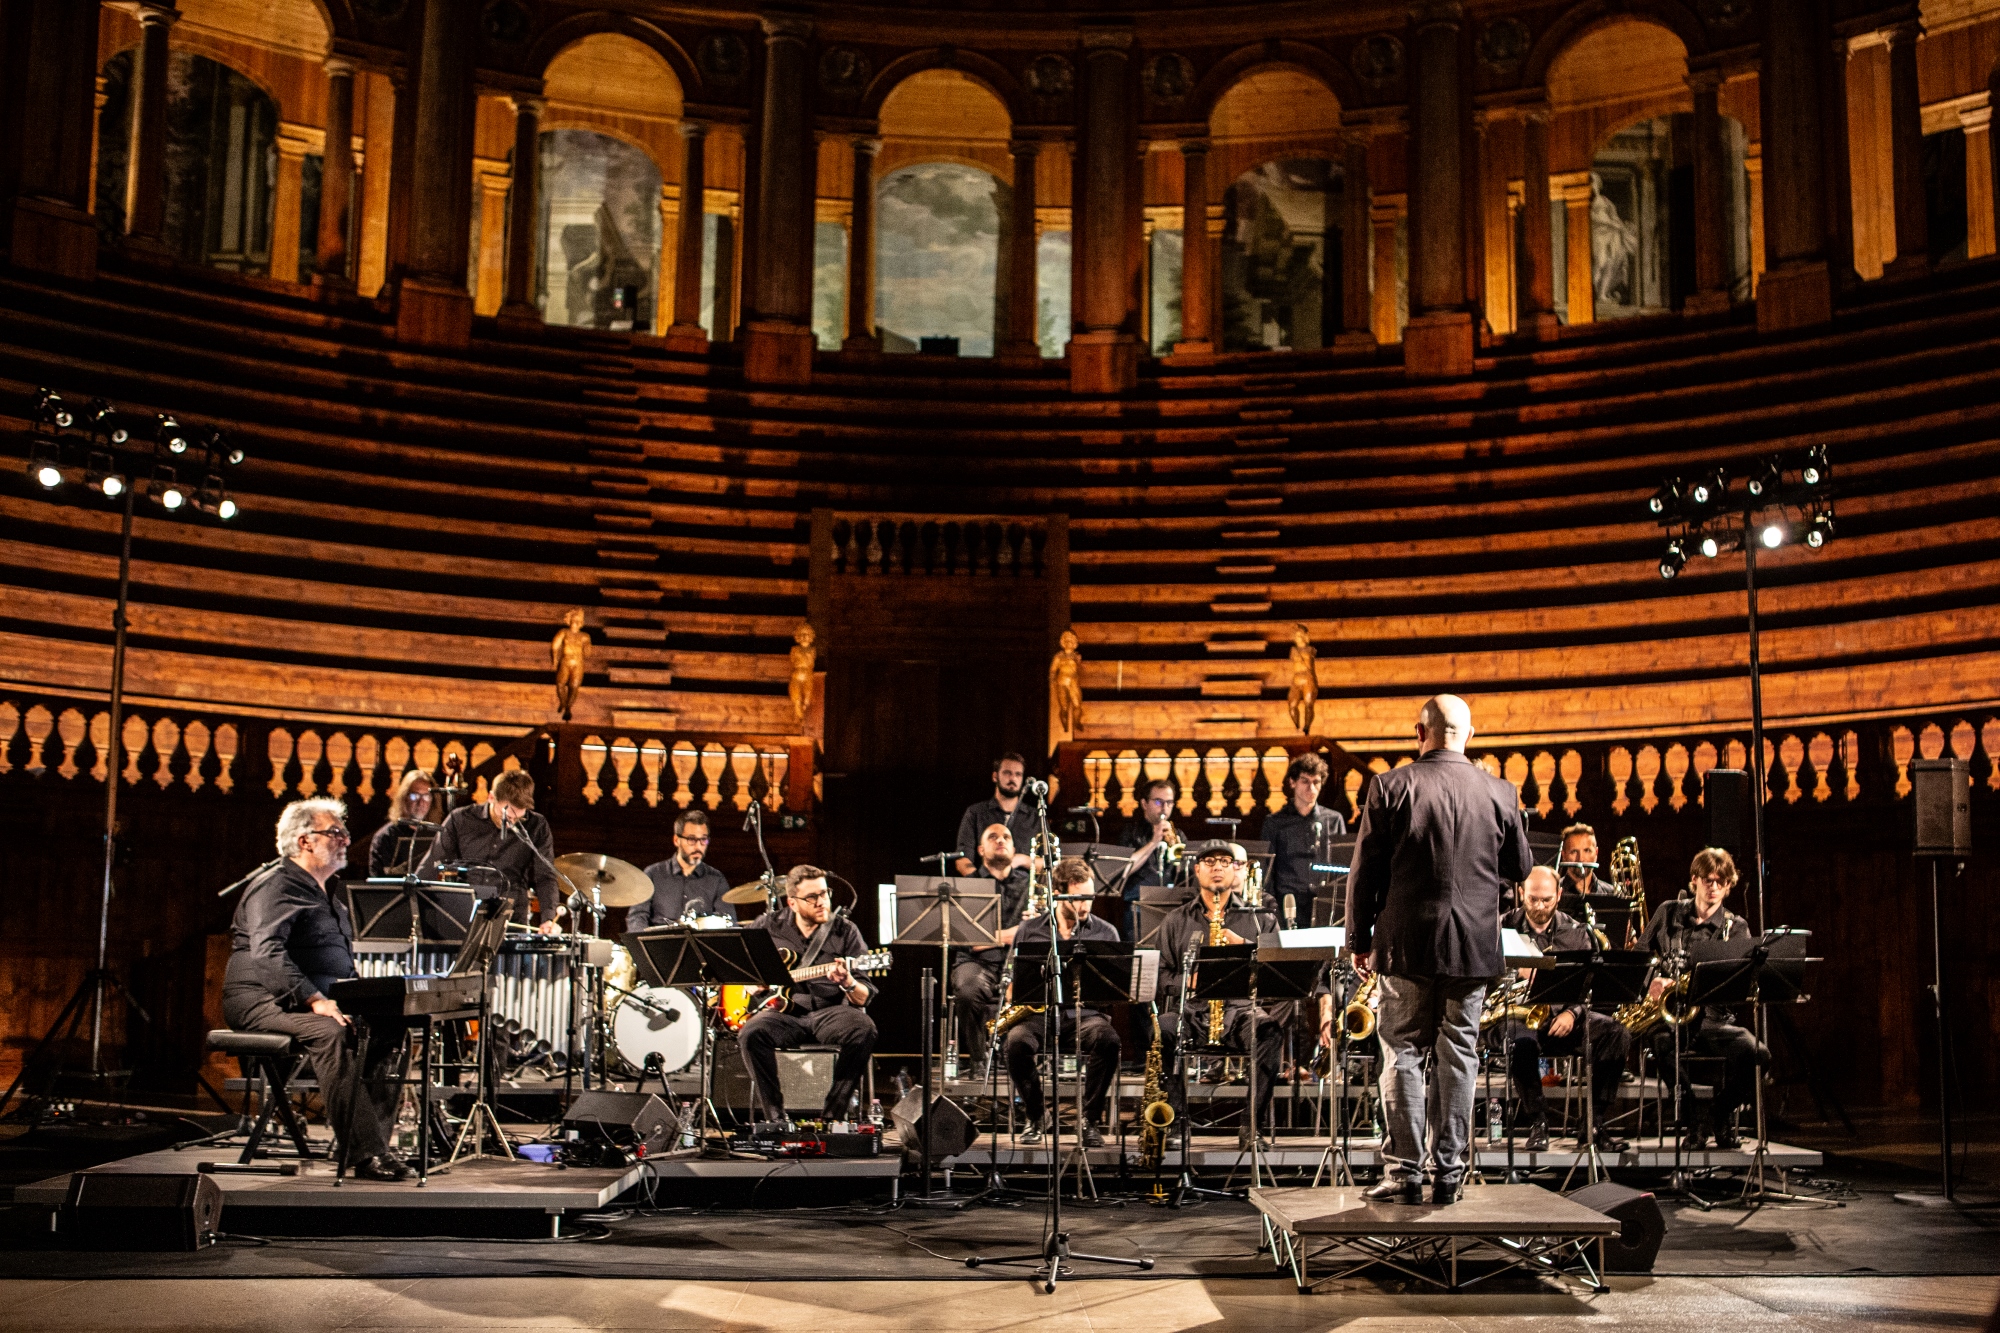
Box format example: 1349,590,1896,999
986,846,1053,1041
1139,1003,1174,1167
1610,836,1648,944
1206,887,1229,1032
1614,973,1691,1038
1341,972,1381,1040
1479,973,1550,1031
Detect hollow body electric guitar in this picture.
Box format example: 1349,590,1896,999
719,949,894,1030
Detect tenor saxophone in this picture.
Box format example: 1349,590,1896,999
1341,973,1381,1040
1139,1003,1174,1168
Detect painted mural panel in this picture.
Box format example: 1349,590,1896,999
876,164,1001,356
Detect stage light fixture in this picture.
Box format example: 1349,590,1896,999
1745,456,1784,500
1699,533,1720,559
1760,521,1785,548
150,465,186,511
101,473,125,498
217,496,238,520
85,450,119,493
157,414,189,454
1648,479,1681,517
211,430,244,466
1806,512,1834,548
1659,539,1688,580
1801,445,1829,487
1688,468,1729,514
197,475,238,520
32,461,64,489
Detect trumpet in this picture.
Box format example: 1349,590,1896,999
1341,973,1380,1041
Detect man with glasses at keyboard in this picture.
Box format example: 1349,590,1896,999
222,799,410,1181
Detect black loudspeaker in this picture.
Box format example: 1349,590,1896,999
560,1090,678,1165
62,1172,224,1250
1704,768,1749,856
1568,1180,1666,1273
889,1088,977,1159
1912,758,1972,858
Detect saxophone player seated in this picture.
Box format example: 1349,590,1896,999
1003,857,1122,1147
1499,867,1631,1152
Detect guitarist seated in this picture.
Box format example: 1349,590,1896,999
739,864,878,1124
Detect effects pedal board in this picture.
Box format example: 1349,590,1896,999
736,1121,883,1159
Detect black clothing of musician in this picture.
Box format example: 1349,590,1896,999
367,817,438,878
1261,802,1348,922
420,802,557,926
950,862,1033,1067
1117,817,1178,892
1496,906,1630,1127
1156,890,1285,1131
1004,911,1123,1127
222,857,402,1167
738,908,877,1120
1638,897,1768,1140
630,856,731,930
955,797,1037,868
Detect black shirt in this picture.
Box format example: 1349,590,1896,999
224,860,357,1008
629,856,732,930
1012,910,1124,1018
1346,749,1533,979
955,795,1038,863
1117,818,1178,896
1262,802,1348,906
1639,897,1744,1025
1156,890,1280,1011
367,817,438,878
1501,906,1592,1021
420,803,558,925
753,909,873,1013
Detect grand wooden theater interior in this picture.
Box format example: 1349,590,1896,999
1,0,1999,1325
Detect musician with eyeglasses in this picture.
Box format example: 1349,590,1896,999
1155,841,1284,1149
737,865,877,1124
1636,847,1766,1150
629,809,731,928
1496,867,1630,1152
1000,857,1122,1147
222,799,410,1181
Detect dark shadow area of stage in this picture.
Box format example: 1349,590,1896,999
3,1154,1995,1281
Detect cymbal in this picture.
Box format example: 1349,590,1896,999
722,876,777,905
554,852,653,908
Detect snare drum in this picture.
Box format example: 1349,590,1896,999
613,986,702,1074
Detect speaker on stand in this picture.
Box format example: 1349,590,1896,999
1899,758,1973,1206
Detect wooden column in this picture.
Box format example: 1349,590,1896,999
355,69,395,297
497,94,542,329
5,0,102,279
1755,0,1833,330
1371,193,1405,343
664,118,708,348
1558,172,1594,325
1338,131,1375,346
998,137,1040,363
1404,0,1473,376
1883,21,1928,276
269,127,311,283
1687,69,1733,313
314,58,357,288
472,158,509,316
1745,141,1767,294
1172,138,1212,356
392,0,476,347
122,3,176,251
1070,27,1140,394
1518,107,1558,339
845,137,883,354
743,14,816,385
1964,103,1996,260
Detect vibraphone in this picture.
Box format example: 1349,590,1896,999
352,937,579,1060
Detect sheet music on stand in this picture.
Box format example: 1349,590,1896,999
1011,941,1157,1007
1502,928,1548,969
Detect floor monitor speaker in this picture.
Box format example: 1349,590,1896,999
1567,1179,1665,1273
62,1172,223,1250
889,1088,977,1159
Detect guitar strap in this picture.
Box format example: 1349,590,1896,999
797,905,847,971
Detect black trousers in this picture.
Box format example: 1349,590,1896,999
1503,1011,1630,1121
1660,1020,1769,1125
1159,1002,1284,1129
950,951,1004,1065
1004,1010,1120,1124
738,1003,877,1120
221,984,403,1164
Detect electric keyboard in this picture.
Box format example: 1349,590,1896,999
328,973,486,1021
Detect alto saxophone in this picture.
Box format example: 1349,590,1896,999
1479,973,1549,1031
1341,972,1381,1040
1614,973,1691,1038
1139,1003,1174,1168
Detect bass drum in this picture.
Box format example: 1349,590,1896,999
613,986,703,1075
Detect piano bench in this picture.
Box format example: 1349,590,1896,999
205,1029,319,1165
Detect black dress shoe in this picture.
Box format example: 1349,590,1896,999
1363,1179,1423,1204
1430,1180,1462,1206
1523,1120,1551,1152
1591,1129,1629,1153
1713,1123,1743,1150
1081,1125,1105,1149
351,1155,411,1182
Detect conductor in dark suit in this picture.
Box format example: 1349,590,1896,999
1347,695,1532,1204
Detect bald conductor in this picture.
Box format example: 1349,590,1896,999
1346,695,1533,1205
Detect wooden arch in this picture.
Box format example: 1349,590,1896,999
861,47,1024,125
1522,0,1710,90
1188,41,1359,123
526,13,698,101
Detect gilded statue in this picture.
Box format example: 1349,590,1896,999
552,608,591,721
1287,623,1319,736
789,623,818,725
1050,628,1084,736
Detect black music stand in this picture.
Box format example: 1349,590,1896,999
1194,946,1323,1199
1070,843,1134,895
1559,890,1634,947
383,829,439,878
1522,949,1649,1188
1682,929,1826,1208
969,938,1155,1287
440,898,515,1171
894,876,1002,1082
349,877,482,972
1136,883,1191,950
624,926,793,1153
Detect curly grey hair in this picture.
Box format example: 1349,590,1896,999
276,798,347,856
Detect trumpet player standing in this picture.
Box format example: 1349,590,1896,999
1348,695,1533,1205
1002,857,1122,1146
1499,867,1630,1152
